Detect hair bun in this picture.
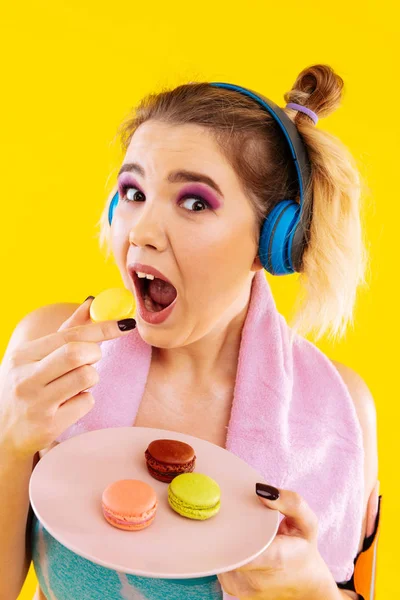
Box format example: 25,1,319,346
284,64,344,121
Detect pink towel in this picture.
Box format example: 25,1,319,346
57,270,364,590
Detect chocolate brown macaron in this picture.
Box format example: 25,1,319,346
145,439,196,483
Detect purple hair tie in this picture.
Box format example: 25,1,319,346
285,102,318,125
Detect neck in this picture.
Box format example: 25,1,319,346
151,274,255,386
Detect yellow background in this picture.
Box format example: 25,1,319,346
0,1,397,598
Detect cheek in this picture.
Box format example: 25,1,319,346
180,225,254,293
111,225,129,266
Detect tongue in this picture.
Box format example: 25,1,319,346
148,278,177,307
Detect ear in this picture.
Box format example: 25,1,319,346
251,254,264,272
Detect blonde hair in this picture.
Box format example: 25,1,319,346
98,64,370,343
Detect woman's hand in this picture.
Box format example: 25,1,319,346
0,298,136,460
218,484,339,600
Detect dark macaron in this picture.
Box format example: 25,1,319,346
145,439,196,483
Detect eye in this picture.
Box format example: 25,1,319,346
119,184,145,202
179,195,211,212
118,184,211,212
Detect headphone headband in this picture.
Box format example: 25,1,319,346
210,83,312,204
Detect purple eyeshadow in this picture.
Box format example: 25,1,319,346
179,184,222,210
118,173,143,195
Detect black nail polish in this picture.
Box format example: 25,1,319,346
83,295,95,303
118,318,137,331
256,483,280,500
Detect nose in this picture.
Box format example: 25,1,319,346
128,199,167,251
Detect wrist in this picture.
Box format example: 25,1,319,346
0,435,34,466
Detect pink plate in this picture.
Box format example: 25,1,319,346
29,427,279,578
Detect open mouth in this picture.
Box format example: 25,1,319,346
134,273,178,313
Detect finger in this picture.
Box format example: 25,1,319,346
57,296,95,332
54,390,96,432
45,362,100,408
256,484,318,541
31,340,102,388
14,316,136,364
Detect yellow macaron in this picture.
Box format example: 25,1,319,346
90,288,136,322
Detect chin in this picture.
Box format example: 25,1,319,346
135,322,186,349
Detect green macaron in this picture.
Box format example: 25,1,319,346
168,473,221,520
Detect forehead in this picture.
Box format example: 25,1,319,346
124,120,232,176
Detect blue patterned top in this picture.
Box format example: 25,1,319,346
31,513,223,599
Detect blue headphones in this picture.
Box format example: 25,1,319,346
108,82,313,275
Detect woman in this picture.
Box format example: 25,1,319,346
0,64,380,600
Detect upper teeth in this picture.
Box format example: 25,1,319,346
136,271,155,280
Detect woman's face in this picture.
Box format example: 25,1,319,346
112,119,263,348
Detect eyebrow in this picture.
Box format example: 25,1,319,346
117,162,224,197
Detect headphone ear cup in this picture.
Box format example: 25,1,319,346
259,200,301,275
108,191,119,225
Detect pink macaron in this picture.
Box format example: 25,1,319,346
101,479,158,531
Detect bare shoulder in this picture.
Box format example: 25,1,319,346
0,302,81,412
330,359,378,504
330,359,379,561
12,302,81,343
1,303,79,377
1,301,80,444
330,359,377,434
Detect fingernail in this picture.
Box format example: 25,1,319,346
83,295,95,303
118,318,137,331
256,483,280,500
